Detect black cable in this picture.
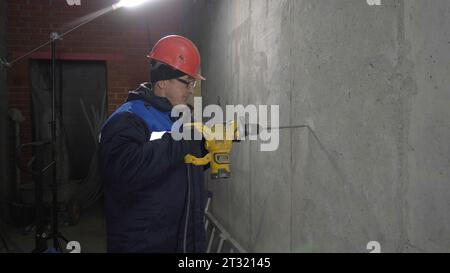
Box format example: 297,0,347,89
192,167,196,252
0,231,9,252
183,164,191,253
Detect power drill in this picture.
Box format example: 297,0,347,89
184,121,308,179
184,121,240,179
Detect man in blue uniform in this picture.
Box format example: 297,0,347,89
98,35,207,253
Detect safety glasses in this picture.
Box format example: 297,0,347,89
176,78,197,90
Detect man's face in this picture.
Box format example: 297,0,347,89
164,75,196,106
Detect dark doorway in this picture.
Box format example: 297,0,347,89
29,60,107,183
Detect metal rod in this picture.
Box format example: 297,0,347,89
2,4,117,67
50,38,59,251
270,125,308,130
5,40,53,67
58,5,116,41
205,211,247,253
206,227,216,253
267,125,308,130
204,219,209,232
217,235,225,253
41,160,55,174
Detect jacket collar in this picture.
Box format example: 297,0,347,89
127,82,173,113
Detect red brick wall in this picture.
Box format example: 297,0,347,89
6,0,182,183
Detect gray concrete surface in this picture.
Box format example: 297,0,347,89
185,0,450,252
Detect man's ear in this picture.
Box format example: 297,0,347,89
155,81,165,89
157,80,168,89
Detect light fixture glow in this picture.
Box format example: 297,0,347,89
114,0,150,9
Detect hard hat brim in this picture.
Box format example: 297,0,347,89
148,55,205,81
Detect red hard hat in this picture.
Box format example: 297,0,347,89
147,35,205,80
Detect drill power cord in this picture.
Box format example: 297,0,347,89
183,164,191,253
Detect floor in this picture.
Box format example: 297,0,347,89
0,199,107,253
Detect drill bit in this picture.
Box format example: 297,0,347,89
243,123,308,137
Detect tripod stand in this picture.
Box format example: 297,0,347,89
14,34,72,252
7,39,70,251
16,139,68,253
2,0,154,253
47,33,70,252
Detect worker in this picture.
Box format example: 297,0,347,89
98,35,207,253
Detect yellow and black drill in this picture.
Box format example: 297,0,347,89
184,121,239,179
184,121,308,179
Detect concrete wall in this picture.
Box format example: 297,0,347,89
187,0,450,252
1,0,10,227
404,1,450,252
